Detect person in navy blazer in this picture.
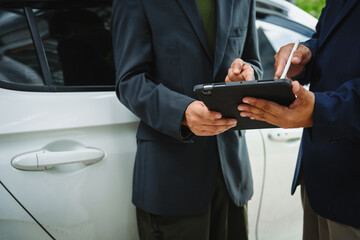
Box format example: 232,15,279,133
111,0,262,239
229,0,360,239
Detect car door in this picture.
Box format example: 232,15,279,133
0,182,52,239
246,14,316,240
0,1,139,239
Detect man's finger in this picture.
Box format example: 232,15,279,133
227,67,245,82
291,50,302,65
239,103,290,128
239,111,283,127
241,63,254,81
240,111,265,121
274,57,287,79
194,109,237,126
202,123,237,132
241,97,286,116
274,43,295,78
203,117,238,126
293,45,312,65
292,81,306,99
231,58,244,74
291,81,315,112
193,123,237,136
290,81,312,111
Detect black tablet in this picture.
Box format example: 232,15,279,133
193,79,296,130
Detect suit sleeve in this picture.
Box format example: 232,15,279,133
242,0,262,80
312,78,360,144
111,0,195,141
305,2,360,144
297,3,328,85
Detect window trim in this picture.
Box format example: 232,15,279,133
260,15,314,38
24,5,55,90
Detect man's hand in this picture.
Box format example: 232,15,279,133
182,101,237,136
225,58,254,82
274,43,312,79
237,81,315,128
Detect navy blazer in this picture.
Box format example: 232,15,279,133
292,0,360,228
111,0,262,215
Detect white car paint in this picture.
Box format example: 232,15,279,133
0,88,139,239
270,0,318,30
246,6,316,239
247,128,303,240
0,0,317,239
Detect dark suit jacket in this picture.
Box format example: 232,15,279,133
111,0,262,215
292,0,360,228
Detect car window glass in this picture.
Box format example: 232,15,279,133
256,20,313,80
34,6,115,87
257,20,310,53
257,27,276,80
0,9,44,86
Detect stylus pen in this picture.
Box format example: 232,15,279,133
280,39,300,79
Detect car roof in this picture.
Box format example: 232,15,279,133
256,0,317,30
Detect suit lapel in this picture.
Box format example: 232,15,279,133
213,0,234,79
175,0,213,62
320,0,359,47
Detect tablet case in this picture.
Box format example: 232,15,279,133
193,79,296,130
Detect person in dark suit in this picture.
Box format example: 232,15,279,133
111,0,262,239
228,0,360,239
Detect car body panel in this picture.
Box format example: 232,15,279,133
0,89,139,239
257,20,310,52
268,0,317,30
246,128,303,240
0,0,317,239
0,183,52,239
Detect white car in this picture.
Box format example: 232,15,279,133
247,1,316,240
0,0,316,239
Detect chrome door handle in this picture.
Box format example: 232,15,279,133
12,147,105,171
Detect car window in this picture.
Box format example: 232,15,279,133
0,9,44,86
256,19,314,80
257,20,311,54
33,6,115,87
257,27,276,80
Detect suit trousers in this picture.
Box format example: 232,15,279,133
301,186,360,240
136,167,248,240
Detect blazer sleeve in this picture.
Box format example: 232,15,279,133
311,78,360,144
297,3,328,85
305,2,360,144
111,0,195,141
242,0,262,80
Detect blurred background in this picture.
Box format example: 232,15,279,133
288,0,325,18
